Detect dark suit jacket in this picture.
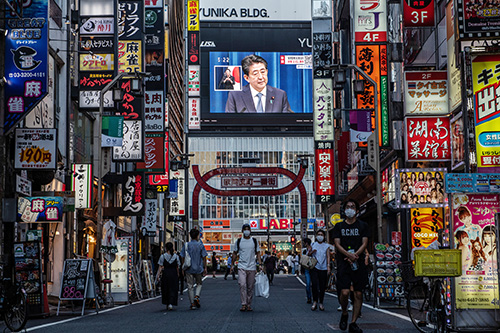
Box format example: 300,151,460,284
225,85,292,113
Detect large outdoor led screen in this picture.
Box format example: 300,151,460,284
200,25,312,126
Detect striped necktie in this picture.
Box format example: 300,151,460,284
256,92,264,113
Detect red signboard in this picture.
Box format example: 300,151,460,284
403,0,435,27
221,176,278,188
136,134,164,173
148,132,169,191
202,219,231,229
391,231,402,246
204,244,231,252
405,116,451,161
315,142,334,203
249,219,293,230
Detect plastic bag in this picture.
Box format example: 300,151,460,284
254,272,269,298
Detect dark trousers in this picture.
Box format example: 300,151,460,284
225,267,236,279
311,268,328,303
266,270,274,284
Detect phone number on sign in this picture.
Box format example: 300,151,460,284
8,72,46,79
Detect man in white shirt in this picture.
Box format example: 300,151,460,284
231,223,263,311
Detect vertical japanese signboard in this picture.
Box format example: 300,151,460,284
405,116,451,162
312,33,332,78
187,0,199,31
113,120,143,161
4,0,49,133
141,199,157,236
355,44,389,146
72,164,92,209
410,207,444,248
169,170,185,216
189,97,201,129
315,141,335,203
451,112,465,170
313,79,333,141
188,65,201,96
471,55,500,171
403,0,435,27
353,0,387,43
404,71,448,115
446,1,461,112
136,133,164,173
453,194,499,309
122,172,145,216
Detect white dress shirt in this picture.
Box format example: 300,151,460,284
249,85,266,112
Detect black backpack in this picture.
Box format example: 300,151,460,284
236,237,258,254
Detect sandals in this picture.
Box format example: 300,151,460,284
240,305,247,312
319,304,325,311
311,302,317,311
246,306,253,312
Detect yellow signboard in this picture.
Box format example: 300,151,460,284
79,54,114,71
187,0,199,31
118,40,142,73
410,207,443,248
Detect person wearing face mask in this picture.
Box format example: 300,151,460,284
309,229,331,311
333,199,369,333
231,223,263,312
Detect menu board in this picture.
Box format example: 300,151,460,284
374,243,404,298
59,259,91,300
14,241,45,316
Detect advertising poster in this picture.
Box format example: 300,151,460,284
403,0,434,27
111,238,131,298
4,0,49,133
14,241,44,314
17,196,64,222
446,173,500,193
405,116,451,162
187,0,199,31
315,141,335,203
472,55,500,171
353,0,387,42
451,112,465,169
457,0,500,38
169,170,185,216
453,194,499,309
396,168,446,208
374,243,404,298
313,79,334,141
410,208,444,248
355,44,389,146
15,129,57,169
404,71,448,115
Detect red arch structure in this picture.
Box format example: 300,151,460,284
191,165,308,230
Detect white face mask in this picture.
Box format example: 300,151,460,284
243,230,251,237
316,235,324,243
345,208,356,218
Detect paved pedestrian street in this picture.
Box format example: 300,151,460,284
7,275,417,332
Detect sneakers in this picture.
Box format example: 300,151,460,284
190,303,197,310
194,296,201,308
339,314,348,331
337,304,353,312
348,322,363,333
168,304,173,311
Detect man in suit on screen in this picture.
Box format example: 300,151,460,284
225,54,292,113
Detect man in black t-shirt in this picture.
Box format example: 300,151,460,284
333,199,369,333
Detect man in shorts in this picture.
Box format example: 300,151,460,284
333,199,369,333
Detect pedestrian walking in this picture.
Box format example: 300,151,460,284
293,252,300,276
180,228,208,310
224,252,236,280
264,251,276,285
301,237,313,304
310,229,331,311
333,199,369,333
231,223,262,312
177,251,185,295
155,242,180,311
211,252,217,278
286,251,294,274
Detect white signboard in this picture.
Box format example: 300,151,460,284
79,90,114,109
353,0,387,43
142,199,158,237
16,175,32,196
404,71,448,115
188,65,200,96
15,129,57,169
199,0,311,21
111,237,131,303
169,171,185,216
25,56,55,128
80,17,114,35
313,79,334,141
145,91,164,132
188,98,201,130
113,120,143,161
72,164,92,209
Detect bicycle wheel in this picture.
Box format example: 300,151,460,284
4,288,28,332
407,284,438,333
364,272,373,301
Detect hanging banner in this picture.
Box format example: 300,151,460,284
72,164,92,209
122,172,145,216
313,79,333,141
113,120,143,161
102,116,124,147
349,110,372,142
395,168,446,208
472,55,500,171
169,170,185,216
17,196,64,222
315,141,335,203
136,133,164,173
4,0,49,134
353,0,387,42
453,194,499,309
15,129,57,169
405,116,451,162
403,0,435,27
451,112,465,170
410,207,444,248
355,44,389,146
148,132,169,191
404,71,448,115
141,199,157,236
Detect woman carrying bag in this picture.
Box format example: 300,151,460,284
309,229,331,311
156,242,180,310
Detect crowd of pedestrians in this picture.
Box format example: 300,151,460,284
155,198,368,333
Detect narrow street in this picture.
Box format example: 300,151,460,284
4,275,417,332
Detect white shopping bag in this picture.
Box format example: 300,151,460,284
254,272,269,298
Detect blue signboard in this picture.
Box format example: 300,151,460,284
445,173,500,193
17,196,64,222
4,0,49,134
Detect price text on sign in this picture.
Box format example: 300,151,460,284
20,147,51,164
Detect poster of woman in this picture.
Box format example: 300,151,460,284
453,194,499,309
397,169,445,208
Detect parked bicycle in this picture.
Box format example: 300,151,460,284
0,263,28,332
363,265,375,302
